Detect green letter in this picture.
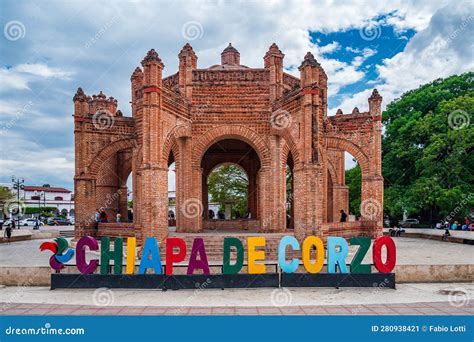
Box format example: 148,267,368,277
223,237,244,274
100,237,123,274
349,237,371,273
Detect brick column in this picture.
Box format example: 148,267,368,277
139,49,168,242
293,164,326,241
74,177,96,238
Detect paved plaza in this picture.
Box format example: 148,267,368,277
1,301,472,316
0,283,472,315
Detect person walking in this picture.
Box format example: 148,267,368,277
340,209,347,222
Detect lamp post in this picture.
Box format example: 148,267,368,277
34,190,45,220
11,176,24,229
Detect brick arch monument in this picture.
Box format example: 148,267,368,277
73,42,383,243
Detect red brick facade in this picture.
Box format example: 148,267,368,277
73,43,383,243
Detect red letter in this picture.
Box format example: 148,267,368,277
373,236,396,273
166,237,186,275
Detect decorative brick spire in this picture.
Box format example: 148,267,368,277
298,52,320,69
179,43,196,57
221,43,240,65
141,49,164,67
264,43,284,58
368,88,382,116
73,87,87,102
131,67,143,80
369,88,382,101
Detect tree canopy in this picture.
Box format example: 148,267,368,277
347,72,473,224
207,164,249,217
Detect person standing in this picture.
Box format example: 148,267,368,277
340,209,347,222
94,209,100,231
116,212,121,223
4,221,12,243
100,209,108,223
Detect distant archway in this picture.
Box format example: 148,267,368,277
200,138,261,230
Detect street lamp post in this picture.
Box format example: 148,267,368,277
34,190,45,220
11,176,24,229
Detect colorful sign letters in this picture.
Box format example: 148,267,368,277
40,235,396,275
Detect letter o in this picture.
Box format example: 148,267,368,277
302,236,324,273
373,236,396,273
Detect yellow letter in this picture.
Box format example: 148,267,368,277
126,237,136,274
302,236,324,273
247,237,266,274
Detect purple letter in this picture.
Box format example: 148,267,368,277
76,236,99,274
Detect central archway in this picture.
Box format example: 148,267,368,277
200,138,261,231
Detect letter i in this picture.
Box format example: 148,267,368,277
126,237,136,274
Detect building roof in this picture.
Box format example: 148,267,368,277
24,186,72,193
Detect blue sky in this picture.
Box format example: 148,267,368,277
0,0,473,191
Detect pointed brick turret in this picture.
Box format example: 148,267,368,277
141,49,164,67
298,52,320,69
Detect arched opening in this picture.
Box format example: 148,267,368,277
326,150,362,223
125,173,133,222
168,150,177,229
200,138,261,231
286,152,294,229
95,148,133,223
344,151,362,220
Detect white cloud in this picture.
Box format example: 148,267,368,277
0,131,74,186
15,64,73,79
332,1,473,114
0,64,73,91
319,42,340,55
0,68,30,90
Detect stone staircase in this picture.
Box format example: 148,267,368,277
164,231,300,261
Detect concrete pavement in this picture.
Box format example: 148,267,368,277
0,283,472,315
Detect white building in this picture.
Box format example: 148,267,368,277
21,185,74,218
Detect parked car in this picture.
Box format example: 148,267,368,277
47,217,72,226
19,218,44,227
398,218,420,228
2,219,13,227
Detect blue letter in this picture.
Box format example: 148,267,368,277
138,237,162,274
327,237,348,273
278,235,300,273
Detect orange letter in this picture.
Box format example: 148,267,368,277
247,237,266,274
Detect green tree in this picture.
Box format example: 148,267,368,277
345,164,361,216
0,186,14,217
207,164,248,217
381,72,474,223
